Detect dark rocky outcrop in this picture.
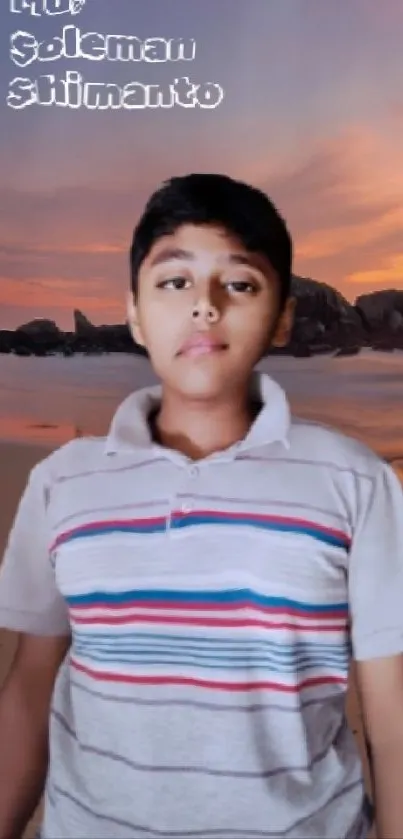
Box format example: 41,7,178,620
0,313,146,357
281,275,367,356
355,290,403,351
74,309,95,336
16,318,61,336
12,318,66,355
69,309,147,356
0,330,17,354
1,279,402,358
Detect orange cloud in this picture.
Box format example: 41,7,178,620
295,206,403,261
2,243,126,256
253,125,403,294
0,276,124,317
347,253,403,286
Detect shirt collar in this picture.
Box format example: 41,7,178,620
104,371,291,457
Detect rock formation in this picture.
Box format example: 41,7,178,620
74,309,95,335
355,290,403,350
12,318,65,354
284,276,366,356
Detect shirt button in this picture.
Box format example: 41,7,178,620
190,465,199,477
181,501,194,514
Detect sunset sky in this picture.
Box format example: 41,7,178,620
1,0,403,330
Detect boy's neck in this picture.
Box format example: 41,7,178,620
150,387,262,461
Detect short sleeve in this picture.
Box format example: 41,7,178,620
348,460,403,660
0,460,70,636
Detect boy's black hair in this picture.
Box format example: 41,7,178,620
130,173,292,308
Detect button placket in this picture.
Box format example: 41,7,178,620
182,462,201,512
165,463,188,536
169,462,200,534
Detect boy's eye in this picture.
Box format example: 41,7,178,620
226,280,256,293
158,277,190,290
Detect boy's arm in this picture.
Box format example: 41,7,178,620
0,632,70,839
355,654,403,839
348,460,403,839
0,457,71,838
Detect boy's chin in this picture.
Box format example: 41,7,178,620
165,368,240,401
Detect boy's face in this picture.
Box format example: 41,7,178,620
127,224,295,401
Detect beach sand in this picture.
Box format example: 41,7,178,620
0,440,375,838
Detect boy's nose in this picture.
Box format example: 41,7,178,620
191,278,223,324
192,300,220,324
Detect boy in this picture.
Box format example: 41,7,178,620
0,173,403,839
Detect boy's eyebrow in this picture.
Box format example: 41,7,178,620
149,247,260,268
149,248,194,266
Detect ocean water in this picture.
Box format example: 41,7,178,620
0,350,402,477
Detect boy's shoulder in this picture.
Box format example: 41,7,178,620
29,433,111,488
288,414,383,476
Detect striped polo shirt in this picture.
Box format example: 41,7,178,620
1,371,403,839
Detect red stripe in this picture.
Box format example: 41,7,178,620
51,515,166,550
71,658,347,692
51,511,350,552
71,601,347,619
70,613,347,631
172,510,350,543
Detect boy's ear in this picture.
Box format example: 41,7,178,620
271,296,296,348
126,291,146,348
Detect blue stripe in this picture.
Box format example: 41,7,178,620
170,515,348,547
58,516,349,548
74,644,349,670
74,649,346,674
74,638,348,661
63,522,166,542
74,631,348,653
67,588,348,612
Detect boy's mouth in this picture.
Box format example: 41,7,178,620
177,334,228,358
